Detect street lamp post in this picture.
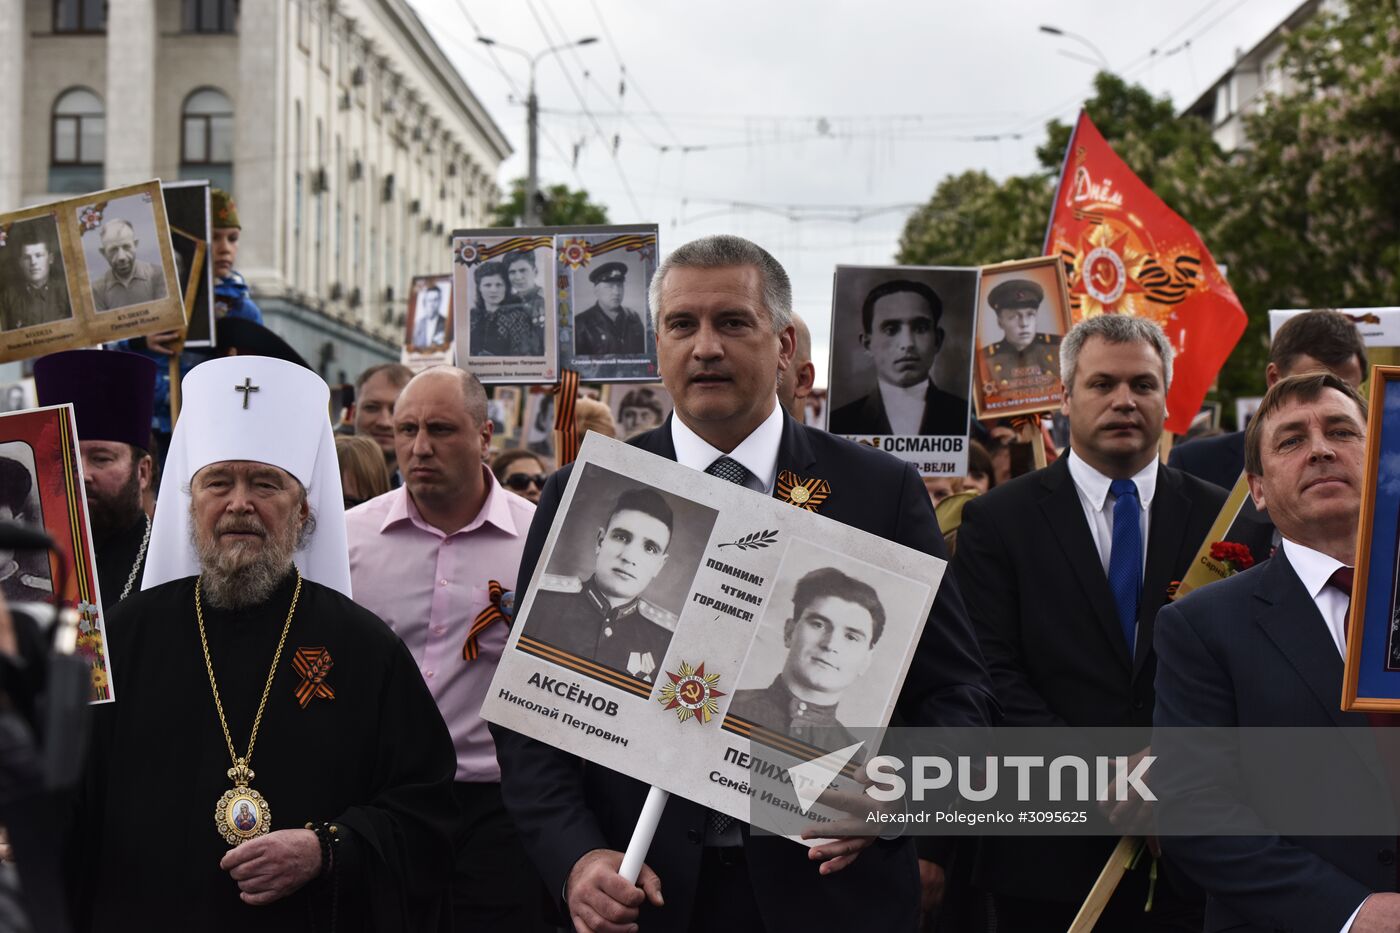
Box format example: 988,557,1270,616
1038,24,1111,73
478,35,598,226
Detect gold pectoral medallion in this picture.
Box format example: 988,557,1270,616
214,758,271,846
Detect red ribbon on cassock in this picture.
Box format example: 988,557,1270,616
292,647,335,708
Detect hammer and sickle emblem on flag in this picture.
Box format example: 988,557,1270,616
292,647,335,709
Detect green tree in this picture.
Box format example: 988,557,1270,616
1201,0,1400,407
899,0,1400,417
490,178,610,227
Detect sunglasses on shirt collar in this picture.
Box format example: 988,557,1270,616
503,473,548,491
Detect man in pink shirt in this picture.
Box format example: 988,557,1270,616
346,366,546,931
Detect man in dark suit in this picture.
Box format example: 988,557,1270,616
955,313,1227,931
492,234,995,932
1155,371,1400,933
1169,309,1366,490
828,279,968,437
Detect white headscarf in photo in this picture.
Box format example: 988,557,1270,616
141,355,352,596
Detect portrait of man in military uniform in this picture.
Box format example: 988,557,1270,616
523,486,680,683
728,567,884,752
505,248,546,332
0,216,73,332
573,261,647,358
973,260,1072,418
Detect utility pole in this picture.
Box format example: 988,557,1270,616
478,35,598,226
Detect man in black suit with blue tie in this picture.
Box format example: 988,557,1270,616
491,234,995,932
954,313,1227,931
1155,371,1400,933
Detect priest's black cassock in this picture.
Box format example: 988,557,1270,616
72,572,459,931
93,515,147,613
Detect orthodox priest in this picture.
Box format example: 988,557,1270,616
33,349,157,612
71,355,459,932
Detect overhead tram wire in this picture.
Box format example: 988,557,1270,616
524,0,645,219
584,0,686,149
434,0,589,190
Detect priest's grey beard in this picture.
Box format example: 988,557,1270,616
191,504,316,609
87,465,144,542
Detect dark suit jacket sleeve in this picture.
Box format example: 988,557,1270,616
888,462,997,867
488,467,610,902
1154,600,1371,931
953,493,1069,727
891,462,997,731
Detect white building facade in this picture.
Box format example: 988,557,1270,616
1,0,511,383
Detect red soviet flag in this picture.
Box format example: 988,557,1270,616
1044,111,1246,435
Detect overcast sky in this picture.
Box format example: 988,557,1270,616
409,0,1305,385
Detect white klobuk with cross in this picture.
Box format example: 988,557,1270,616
482,434,944,875
141,355,352,596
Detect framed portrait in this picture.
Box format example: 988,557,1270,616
1345,367,1400,710
972,256,1072,419
0,404,113,703
522,387,555,457
826,265,978,477
483,435,943,838
557,226,660,381
488,385,522,448
162,180,215,347
451,231,557,384
0,181,183,363
604,382,672,440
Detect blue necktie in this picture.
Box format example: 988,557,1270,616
1107,479,1143,657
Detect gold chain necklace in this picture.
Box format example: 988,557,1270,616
196,570,302,846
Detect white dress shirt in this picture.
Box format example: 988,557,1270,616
877,379,929,436
1065,449,1156,577
1280,537,1349,659
670,402,785,494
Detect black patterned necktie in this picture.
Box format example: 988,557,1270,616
705,456,751,488
704,455,749,837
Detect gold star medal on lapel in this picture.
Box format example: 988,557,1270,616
776,470,830,512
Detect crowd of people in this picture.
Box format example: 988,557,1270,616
0,227,1389,933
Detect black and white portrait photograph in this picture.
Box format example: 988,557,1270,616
463,245,548,357
162,180,214,345
0,440,54,604
406,275,453,351
0,381,33,413
523,388,555,456
79,191,170,313
487,385,522,447
973,257,1072,419
520,462,719,685
0,214,73,332
560,228,660,381
606,383,671,440
727,539,930,754
452,232,558,383
827,265,977,440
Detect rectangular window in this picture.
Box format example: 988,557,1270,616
55,0,106,32
183,0,238,32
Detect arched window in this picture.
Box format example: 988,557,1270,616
180,88,234,191
49,87,104,193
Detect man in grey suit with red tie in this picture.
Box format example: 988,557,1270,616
1155,371,1400,933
